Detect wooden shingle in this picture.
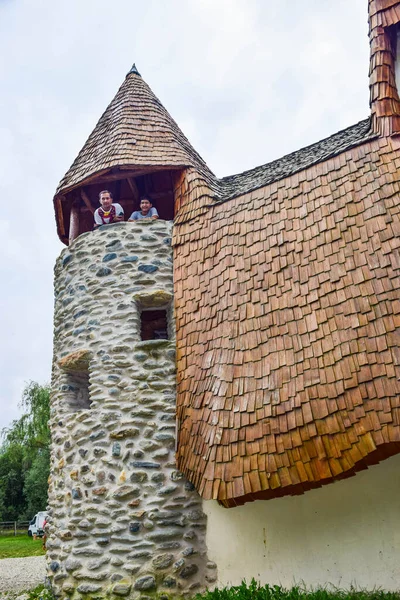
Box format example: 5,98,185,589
53,65,217,242
175,133,400,507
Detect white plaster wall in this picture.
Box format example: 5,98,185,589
204,454,400,590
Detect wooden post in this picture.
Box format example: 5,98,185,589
57,195,66,240
127,177,139,203
114,180,121,203
14,521,16,537
69,203,80,244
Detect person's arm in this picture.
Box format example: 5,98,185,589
150,207,159,220
94,209,102,228
128,211,137,222
113,204,124,222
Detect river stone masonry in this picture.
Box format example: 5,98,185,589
47,220,217,599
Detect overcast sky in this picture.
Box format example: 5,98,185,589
0,0,369,431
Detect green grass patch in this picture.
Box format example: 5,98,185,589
195,581,400,600
27,584,54,600
0,535,45,559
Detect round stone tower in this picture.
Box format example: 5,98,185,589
47,65,217,599
47,221,216,598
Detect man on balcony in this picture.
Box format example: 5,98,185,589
94,190,124,228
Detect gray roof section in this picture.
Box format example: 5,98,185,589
217,118,374,201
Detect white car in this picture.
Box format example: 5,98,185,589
28,511,47,537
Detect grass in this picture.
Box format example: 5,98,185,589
0,578,397,600
0,535,45,559
195,581,400,600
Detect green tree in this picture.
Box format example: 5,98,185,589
0,443,25,520
23,448,50,518
5,382,51,453
0,382,50,521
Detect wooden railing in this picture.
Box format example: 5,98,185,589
0,521,29,536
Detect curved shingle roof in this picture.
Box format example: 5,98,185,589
174,132,400,507
54,65,214,199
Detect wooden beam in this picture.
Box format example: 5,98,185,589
127,177,140,201
59,165,186,197
114,180,121,202
147,190,174,199
144,174,152,196
55,195,66,239
81,189,95,214
127,177,140,200
69,203,80,244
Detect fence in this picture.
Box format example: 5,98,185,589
0,521,29,536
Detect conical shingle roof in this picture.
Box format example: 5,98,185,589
54,64,213,198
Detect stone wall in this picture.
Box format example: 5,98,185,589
48,221,216,599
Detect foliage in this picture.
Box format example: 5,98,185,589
0,534,45,559
0,382,50,521
0,584,55,600
0,443,25,520
23,448,50,519
195,581,400,600
4,382,51,453
27,585,55,600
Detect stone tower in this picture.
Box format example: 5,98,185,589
47,65,217,599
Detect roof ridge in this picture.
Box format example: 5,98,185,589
216,117,374,202
220,118,373,184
